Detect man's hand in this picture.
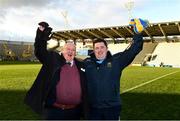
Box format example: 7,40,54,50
39,25,45,32
38,21,49,29
36,21,52,41
129,18,149,34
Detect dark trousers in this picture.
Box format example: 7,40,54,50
43,106,81,120
88,105,121,120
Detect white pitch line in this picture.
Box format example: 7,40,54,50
121,70,180,94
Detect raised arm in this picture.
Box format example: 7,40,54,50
34,22,52,64
114,18,148,69
117,33,143,69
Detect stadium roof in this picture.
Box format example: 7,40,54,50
52,21,180,42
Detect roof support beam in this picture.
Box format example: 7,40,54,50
58,33,72,40
177,23,180,33
65,32,81,40
52,34,66,40
144,29,154,41
111,28,126,40
86,30,103,39
98,29,115,40
52,21,180,42
158,24,168,41
125,26,134,35
158,24,166,36
75,31,93,39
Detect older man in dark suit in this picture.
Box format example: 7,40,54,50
24,22,87,120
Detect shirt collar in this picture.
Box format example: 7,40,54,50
66,60,74,67
96,59,104,64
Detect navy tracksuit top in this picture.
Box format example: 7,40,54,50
84,34,143,108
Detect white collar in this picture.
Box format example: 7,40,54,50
66,60,74,67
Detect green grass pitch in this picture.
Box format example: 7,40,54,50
0,63,180,120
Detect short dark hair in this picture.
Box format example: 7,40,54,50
93,38,107,48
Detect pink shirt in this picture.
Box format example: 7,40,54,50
55,63,82,105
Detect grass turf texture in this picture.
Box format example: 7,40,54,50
0,63,180,119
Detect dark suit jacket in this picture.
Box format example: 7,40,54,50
24,28,87,117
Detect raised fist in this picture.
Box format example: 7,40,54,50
36,21,52,41
38,21,49,28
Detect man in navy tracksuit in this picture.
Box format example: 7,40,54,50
84,33,143,120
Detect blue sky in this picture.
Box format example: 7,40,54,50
0,0,180,42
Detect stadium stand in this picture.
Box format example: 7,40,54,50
0,40,35,61
51,20,180,68
21,44,34,60
133,42,158,65
0,41,17,60
0,42,4,60
75,41,159,66
145,42,180,68
8,43,23,59
108,43,129,54
1,21,180,67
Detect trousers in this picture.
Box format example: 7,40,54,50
88,105,121,120
43,105,81,120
